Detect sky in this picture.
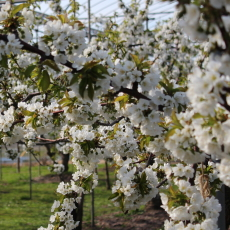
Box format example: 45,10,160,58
36,0,176,30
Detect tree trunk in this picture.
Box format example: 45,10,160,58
61,152,70,172
225,185,230,229
72,193,84,230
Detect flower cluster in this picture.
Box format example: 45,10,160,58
111,157,158,211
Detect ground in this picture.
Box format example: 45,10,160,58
34,173,168,230
83,205,168,230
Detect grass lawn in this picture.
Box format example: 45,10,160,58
0,163,132,230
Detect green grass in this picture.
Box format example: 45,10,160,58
0,164,59,230
0,163,132,230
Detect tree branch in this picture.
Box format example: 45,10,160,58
96,116,125,126
0,34,78,72
219,93,230,112
22,92,41,102
145,153,155,168
117,86,150,100
188,163,198,186
156,178,167,189
36,137,69,144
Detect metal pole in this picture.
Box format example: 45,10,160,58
105,160,111,190
88,0,91,42
38,148,41,176
29,150,32,199
0,147,2,180
17,144,20,173
91,188,95,228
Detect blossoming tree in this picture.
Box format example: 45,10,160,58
1,0,230,229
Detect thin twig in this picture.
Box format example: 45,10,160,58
0,34,78,72
36,137,69,143
145,153,154,168
118,87,150,100
131,158,148,164
96,116,125,126
22,92,41,102
156,178,167,189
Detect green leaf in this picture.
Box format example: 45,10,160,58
130,53,140,65
21,110,34,116
108,192,119,200
32,117,37,129
140,171,147,183
46,16,58,21
114,95,128,102
140,139,145,150
165,127,177,142
91,64,108,77
88,81,94,100
193,113,204,119
119,195,125,212
39,70,50,92
79,77,88,98
0,55,8,68
169,184,178,198
171,110,183,129
25,117,33,126
83,61,100,72
58,98,73,107
70,73,81,85
11,3,30,16
57,14,69,23
58,98,70,105
24,65,36,78
42,59,60,72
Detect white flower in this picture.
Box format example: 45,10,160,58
170,206,191,221
2,1,11,11
0,10,8,21
210,0,224,8
51,200,60,212
54,54,67,64
53,34,69,51
172,164,185,177
184,4,200,26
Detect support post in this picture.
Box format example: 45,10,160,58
17,144,20,173
91,189,95,228
29,150,32,199
0,147,2,180
105,160,111,190
88,0,91,42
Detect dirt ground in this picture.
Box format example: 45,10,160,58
33,173,168,230
83,206,168,230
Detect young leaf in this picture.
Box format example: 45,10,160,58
70,73,80,85
21,109,34,116
0,55,8,68
108,192,119,200
42,59,60,72
24,65,36,78
87,81,94,100
39,70,50,92
171,110,183,129
165,127,177,142
57,14,69,23
114,95,128,102
11,3,30,16
130,53,140,65
79,77,88,98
